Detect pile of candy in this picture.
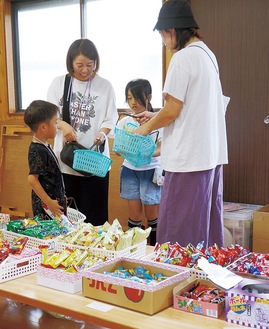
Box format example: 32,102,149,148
57,219,151,251
180,283,225,304
7,217,63,239
228,252,269,277
151,241,250,269
103,266,168,285
0,213,10,226
39,246,105,273
0,234,29,264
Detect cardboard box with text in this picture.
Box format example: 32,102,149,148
82,257,190,315
173,276,225,318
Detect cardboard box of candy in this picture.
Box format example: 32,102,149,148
82,257,190,315
226,278,269,329
173,275,225,318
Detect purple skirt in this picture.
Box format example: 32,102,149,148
157,165,224,248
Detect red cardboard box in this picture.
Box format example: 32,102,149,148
173,276,225,318
82,257,190,315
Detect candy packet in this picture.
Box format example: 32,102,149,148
116,229,133,251
9,236,29,254
132,227,151,245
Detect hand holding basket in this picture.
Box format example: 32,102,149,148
113,122,158,167
73,144,112,177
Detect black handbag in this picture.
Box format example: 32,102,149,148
60,141,106,176
60,141,92,176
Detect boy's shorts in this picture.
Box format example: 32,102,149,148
120,166,161,205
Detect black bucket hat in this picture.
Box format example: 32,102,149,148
153,0,199,31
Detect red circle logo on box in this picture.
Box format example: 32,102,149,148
124,287,144,302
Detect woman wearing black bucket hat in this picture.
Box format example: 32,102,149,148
134,0,229,248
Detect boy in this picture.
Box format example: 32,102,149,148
24,100,66,219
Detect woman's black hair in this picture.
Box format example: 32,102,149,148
170,27,202,50
66,39,100,76
125,79,153,112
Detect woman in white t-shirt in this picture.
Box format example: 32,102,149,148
47,39,118,225
134,0,229,248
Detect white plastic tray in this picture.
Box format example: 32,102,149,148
0,249,41,283
55,239,147,260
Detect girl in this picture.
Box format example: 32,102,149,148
117,79,162,246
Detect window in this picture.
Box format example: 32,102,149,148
11,0,163,111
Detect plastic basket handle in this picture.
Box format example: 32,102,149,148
149,130,159,144
67,197,78,211
117,112,159,143
116,112,137,126
89,142,105,153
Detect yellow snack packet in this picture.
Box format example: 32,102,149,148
49,248,72,269
42,253,60,267
39,245,49,263
73,250,88,267
60,248,81,268
64,265,78,273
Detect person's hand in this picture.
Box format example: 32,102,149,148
57,120,77,142
46,199,64,218
94,132,106,145
134,111,156,125
133,123,151,137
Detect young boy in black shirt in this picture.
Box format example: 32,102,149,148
24,100,66,219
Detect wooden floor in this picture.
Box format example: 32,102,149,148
0,297,109,329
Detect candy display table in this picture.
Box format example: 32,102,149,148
0,246,243,329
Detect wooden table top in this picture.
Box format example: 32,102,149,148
0,269,244,329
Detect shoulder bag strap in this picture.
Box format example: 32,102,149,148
62,74,72,124
189,45,219,75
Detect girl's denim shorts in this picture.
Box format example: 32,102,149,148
120,166,161,205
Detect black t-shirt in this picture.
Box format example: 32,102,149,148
28,142,66,219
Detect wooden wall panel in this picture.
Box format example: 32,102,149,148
1,1,269,220
191,0,269,205
0,128,129,228
108,139,129,230
0,126,32,216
